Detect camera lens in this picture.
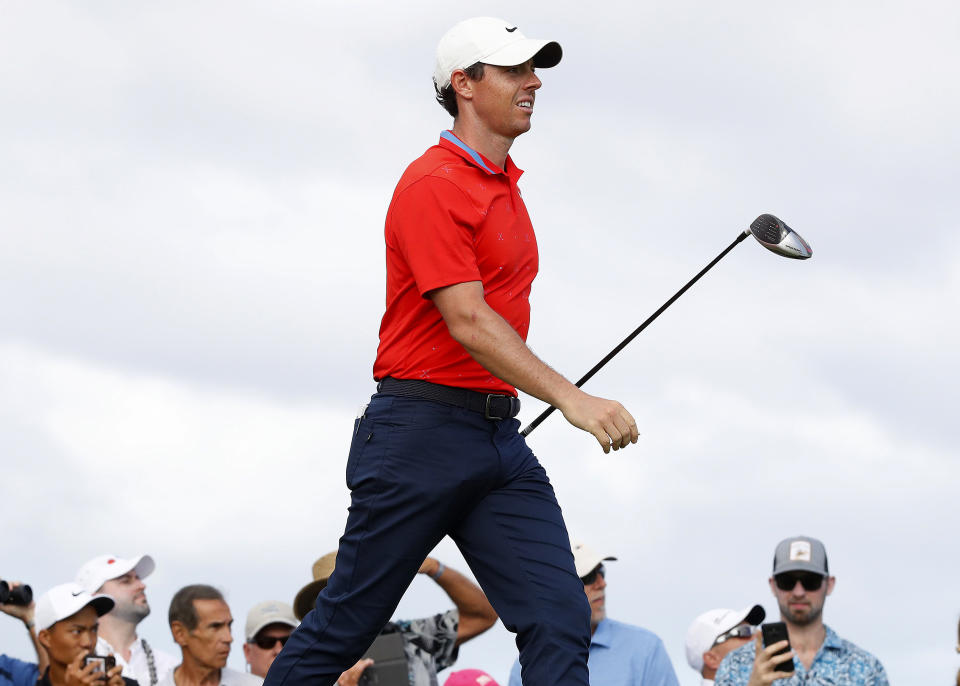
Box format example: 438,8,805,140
0,580,32,606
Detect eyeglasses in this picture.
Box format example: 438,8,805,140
774,572,825,592
580,565,605,585
712,624,753,647
251,635,289,650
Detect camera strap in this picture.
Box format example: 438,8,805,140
141,639,158,686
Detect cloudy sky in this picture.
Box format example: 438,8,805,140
2,1,958,684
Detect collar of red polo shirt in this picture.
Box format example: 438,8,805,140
439,130,524,182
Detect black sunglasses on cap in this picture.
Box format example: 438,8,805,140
251,635,289,650
580,564,605,585
712,624,753,647
774,571,825,592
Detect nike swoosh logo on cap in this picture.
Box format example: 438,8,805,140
72,591,83,596
506,26,518,32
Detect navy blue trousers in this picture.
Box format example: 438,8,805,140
265,393,591,686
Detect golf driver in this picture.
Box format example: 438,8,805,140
520,213,812,437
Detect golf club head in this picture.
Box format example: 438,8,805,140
749,214,812,259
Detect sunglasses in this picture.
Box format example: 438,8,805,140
251,635,289,650
712,624,753,647
774,572,825,592
580,565,605,585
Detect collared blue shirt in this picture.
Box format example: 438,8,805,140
0,655,38,686
714,625,889,686
508,618,680,686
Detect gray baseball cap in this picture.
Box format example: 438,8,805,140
772,536,829,575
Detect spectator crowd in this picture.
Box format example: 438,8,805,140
2,536,907,686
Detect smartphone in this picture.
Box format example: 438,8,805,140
760,622,794,673
84,655,117,679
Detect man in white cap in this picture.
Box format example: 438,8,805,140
34,583,137,686
715,536,888,686
76,554,178,686
242,602,298,678
684,606,765,685
508,540,679,686
266,16,637,686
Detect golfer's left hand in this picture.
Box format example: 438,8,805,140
559,391,639,453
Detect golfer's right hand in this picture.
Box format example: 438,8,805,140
337,658,374,686
560,392,638,453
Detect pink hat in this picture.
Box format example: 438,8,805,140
444,670,500,686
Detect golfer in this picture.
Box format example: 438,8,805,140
265,17,638,686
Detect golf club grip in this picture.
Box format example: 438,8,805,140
520,230,750,437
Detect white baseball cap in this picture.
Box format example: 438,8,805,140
433,17,562,90
75,554,156,593
684,605,766,672
570,540,617,578
35,582,115,631
245,600,299,642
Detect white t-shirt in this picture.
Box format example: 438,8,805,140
156,666,263,686
96,637,179,686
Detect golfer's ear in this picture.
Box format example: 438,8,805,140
450,69,474,100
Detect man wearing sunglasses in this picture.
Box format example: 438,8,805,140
684,606,765,685
508,541,678,686
715,536,888,686
242,602,299,679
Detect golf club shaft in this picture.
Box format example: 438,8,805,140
520,230,751,437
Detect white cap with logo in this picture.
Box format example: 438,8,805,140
434,17,562,90
684,605,766,672
35,582,115,631
75,554,156,594
569,539,617,578
245,600,300,642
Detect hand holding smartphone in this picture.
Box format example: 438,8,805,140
760,622,795,674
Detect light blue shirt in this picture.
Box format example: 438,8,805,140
714,625,888,686
508,618,680,686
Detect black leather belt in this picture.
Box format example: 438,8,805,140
377,377,521,420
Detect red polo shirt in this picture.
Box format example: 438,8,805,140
373,131,539,396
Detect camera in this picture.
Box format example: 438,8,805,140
0,580,33,606
358,633,408,686
84,655,117,679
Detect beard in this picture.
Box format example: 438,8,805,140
778,598,823,626
112,599,151,624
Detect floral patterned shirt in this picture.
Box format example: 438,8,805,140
382,609,460,686
714,625,888,686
